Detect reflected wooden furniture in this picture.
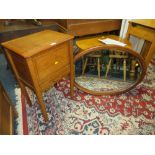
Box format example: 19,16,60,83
56,19,122,36
1,30,74,122
105,52,128,81
103,37,131,81
76,35,105,78
126,19,155,67
82,52,102,78
74,45,146,96
76,35,131,79
0,82,16,135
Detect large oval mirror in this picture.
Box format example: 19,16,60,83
74,45,146,95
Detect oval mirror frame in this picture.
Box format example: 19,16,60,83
74,45,147,95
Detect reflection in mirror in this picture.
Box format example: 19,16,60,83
74,47,144,94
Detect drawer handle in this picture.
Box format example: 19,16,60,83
54,61,59,65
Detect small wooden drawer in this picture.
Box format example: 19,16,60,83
52,65,70,82
40,65,70,91
33,42,70,83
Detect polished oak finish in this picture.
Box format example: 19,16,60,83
1,30,74,122
126,19,155,67
76,35,131,50
0,82,15,135
56,19,122,36
131,20,155,29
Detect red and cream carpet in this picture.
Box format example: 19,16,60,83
15,64,155,135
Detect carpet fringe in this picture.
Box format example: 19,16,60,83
15,88,23,135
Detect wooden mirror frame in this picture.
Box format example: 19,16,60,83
73,45,147,95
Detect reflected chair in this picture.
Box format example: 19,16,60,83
103,36,132,82
82,52,102,78
76,35,132,80
105,51,128,81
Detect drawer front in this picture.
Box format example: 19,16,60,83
34,42,70,83
40,65,70,91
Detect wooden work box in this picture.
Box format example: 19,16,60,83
1,30,74,122
0,82,15,134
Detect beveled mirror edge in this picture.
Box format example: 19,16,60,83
73,45,147,96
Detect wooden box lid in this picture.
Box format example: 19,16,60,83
1,30,74,58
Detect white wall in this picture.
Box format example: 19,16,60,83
119,19,131,39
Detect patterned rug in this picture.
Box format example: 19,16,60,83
15,64,155,135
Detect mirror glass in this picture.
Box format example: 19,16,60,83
74,47,145,95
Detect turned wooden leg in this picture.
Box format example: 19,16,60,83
82,56,84,69
130,59,136,80
97,58,100,78
105,58,112,78
116,59,118,71
82,57,88,75
123,59,126,81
